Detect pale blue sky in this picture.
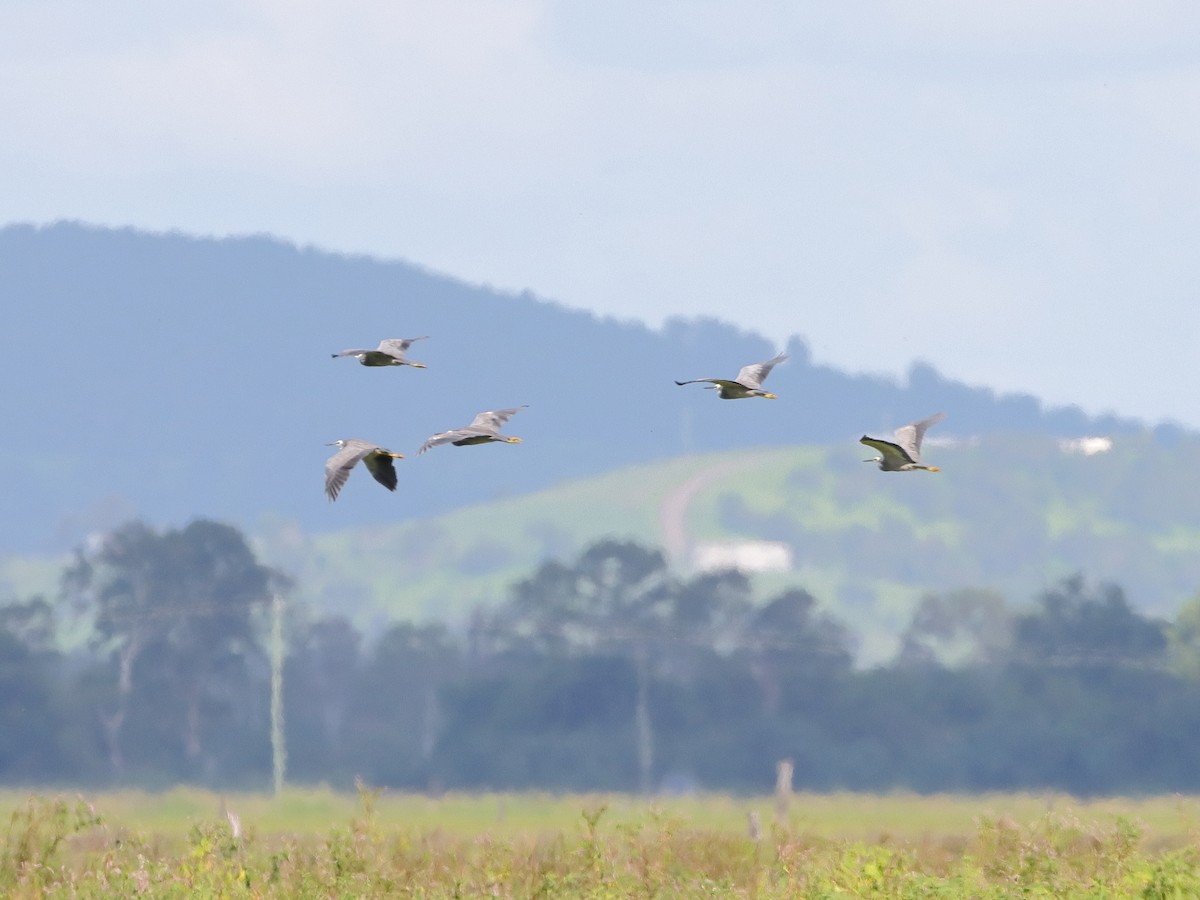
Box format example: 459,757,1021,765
4,1,1199,426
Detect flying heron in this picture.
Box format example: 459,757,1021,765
324,439,405,501
418,406,526,455
860,412,945,472
331,337,429,368
675,353,788,399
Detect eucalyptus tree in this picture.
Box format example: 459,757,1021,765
62,519,284,782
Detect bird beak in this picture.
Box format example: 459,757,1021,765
926,466,941,472
507,437,523,444
410,363,427,368
763,393,778,399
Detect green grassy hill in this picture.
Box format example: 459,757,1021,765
253,433,1200,663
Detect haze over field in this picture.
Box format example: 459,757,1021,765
2,3,1198,426
2,5,1197,649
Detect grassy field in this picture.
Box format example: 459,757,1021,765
4,787,1200,896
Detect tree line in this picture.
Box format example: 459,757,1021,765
3,518,1200,795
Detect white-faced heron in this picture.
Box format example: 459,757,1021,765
331,337,428,368
675,353,788,399
324,439,405,501
860,413,945,472
417,406,526,455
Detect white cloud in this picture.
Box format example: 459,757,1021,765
1,2,1199,424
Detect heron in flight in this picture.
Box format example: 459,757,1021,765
675,353,788,399
418,406,526,454
331,337,428,368
860,413,945,472
324,439,405,501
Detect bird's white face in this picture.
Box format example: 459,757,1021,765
327,439,348,449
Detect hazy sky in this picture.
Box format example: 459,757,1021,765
4,2,1199,426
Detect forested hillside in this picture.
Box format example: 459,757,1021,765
0,222,1164,554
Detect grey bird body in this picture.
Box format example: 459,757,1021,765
332,337,428,368
675,353,788,399
860,412,945,471
324,439,405,501
418,406,526,455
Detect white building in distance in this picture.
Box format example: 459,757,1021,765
692,540,793,574
1058,436,1113,456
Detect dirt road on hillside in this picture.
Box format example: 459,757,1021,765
658,455,771,565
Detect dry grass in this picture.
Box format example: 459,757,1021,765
3,788,1200,897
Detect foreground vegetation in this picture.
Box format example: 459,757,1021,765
4,788,1200,897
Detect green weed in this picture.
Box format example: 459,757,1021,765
1,790,1199,897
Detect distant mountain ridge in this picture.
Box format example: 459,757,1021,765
0,221,1176,554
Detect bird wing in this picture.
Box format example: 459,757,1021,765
377,336,429,357
331,348,372,358
735,353,788,389
675,378,721,387
362,450,401,491
418,429,470,454
859,436,915,467
467,406,526,431
894,412,945,462
324,440,376,501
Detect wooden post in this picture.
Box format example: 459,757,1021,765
634,646,654,794
270,594,286,796
774,758,793,821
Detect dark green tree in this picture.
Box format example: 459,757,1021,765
1167,591,1200,680
0,597,70,780
896,588,1012,668
1012,574,1166,668
741,588,853,716
351,622,459,789
283,614,363,781
507,539,673,792
471,541,807,792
